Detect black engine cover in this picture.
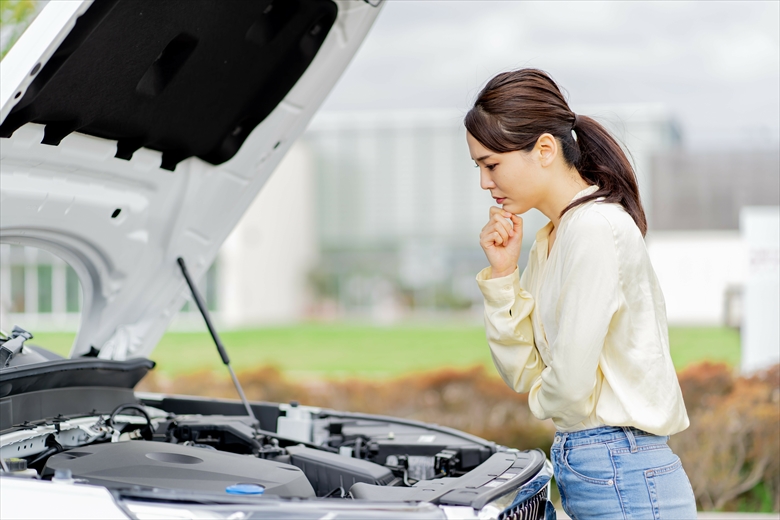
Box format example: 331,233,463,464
44,441,315,498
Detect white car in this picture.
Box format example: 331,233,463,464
0,1,554,519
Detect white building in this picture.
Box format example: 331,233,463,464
217,145,317,328
740,207,780,373
300,106,683,319
3,106,778,340
646,148,779,327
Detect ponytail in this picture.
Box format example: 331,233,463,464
465,69,647,236
566,115,647,235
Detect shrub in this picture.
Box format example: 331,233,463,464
138,362,780,512
138,365,555,453
671,363,780,512
676,361,734,413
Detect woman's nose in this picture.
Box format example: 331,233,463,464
480,169,495,190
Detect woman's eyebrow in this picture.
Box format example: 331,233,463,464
474,154,494,162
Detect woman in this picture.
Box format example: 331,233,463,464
466,69,696,520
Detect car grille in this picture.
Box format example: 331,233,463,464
498,486,548,520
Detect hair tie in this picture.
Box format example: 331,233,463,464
571,113,579,142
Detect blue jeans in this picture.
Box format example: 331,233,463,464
551,426,697,520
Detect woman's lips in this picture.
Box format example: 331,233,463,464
494,197,506,204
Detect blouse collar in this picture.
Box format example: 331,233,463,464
571,184,600,203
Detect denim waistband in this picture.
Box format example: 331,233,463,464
552,426,659,450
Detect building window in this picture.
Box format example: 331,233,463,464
1,244,82,332
65,266,81,313
10,265,25,313
37,264,52,313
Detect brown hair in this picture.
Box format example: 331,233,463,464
465,69,647,236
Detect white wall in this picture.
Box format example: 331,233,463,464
740,206,780,373
217,144,317,327
647,231,745,326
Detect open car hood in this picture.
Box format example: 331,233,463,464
0,0,382,360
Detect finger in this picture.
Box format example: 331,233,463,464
510,214,523,234
483,217,509,238
481,229,503,246
486,230,504,246
491,213,515,237
489,206,505,217
494,223,509,244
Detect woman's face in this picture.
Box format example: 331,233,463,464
466,131,546,215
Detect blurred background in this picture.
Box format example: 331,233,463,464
1,0,778,513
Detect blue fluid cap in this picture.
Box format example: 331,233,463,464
225,483,265,495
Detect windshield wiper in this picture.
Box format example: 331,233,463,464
176,257,258,427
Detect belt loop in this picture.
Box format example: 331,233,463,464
622,427,637,453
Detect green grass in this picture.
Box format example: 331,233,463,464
31,325,741,379
667,326,741,370
31,325,494,379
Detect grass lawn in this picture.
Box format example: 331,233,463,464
30,324,741,379
667,326,741,370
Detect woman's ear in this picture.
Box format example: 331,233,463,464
535,133,558,167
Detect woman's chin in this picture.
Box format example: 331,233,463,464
502,203,528,215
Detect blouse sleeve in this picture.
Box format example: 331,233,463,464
476,265,545,394
527,212,620,429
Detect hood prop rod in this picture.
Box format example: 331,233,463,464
176,257,258,427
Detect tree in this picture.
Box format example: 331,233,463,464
1,0,40,59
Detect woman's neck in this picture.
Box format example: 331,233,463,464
537,166,590,229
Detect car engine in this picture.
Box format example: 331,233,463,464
0,345,551,518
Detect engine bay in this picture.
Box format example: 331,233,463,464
0,340,549,514
1,393,546,507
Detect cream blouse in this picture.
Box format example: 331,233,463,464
476,185,689,435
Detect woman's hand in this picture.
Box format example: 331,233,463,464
480,207,523,278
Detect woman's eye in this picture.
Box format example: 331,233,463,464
474,163,497,171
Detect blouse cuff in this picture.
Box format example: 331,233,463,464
476,266,521,303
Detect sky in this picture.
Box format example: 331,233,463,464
321,1,780,150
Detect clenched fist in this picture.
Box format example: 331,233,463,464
480,207,523,278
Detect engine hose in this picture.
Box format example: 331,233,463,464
28,435,64,467
28,447,59,467
108,404,153,440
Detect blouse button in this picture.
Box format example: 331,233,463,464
607,480,614,486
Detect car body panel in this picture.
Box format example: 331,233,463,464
0,0,382,360
0,477,129,520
